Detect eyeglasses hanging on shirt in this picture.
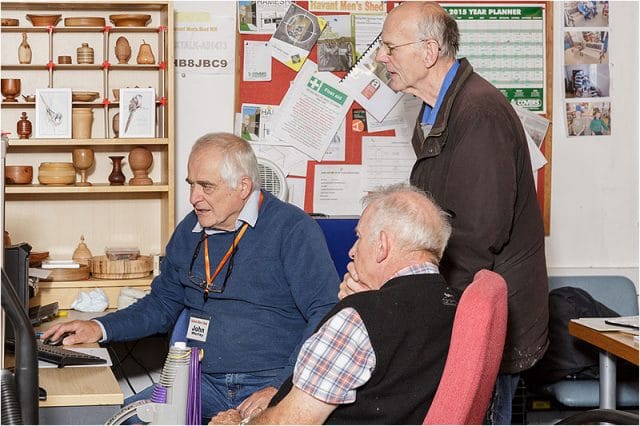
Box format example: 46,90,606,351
188,225,247,301
188,191,263,301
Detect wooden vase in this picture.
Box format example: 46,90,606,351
112,112,120,138
108,155,126,185
76,42,94,64
128,146,153,185
72,108,93,139
18,32,32,64
115,36,131,64
17,111,32,139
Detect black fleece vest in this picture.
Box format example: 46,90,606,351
271,274,460,424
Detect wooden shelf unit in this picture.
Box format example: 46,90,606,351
1,1,174,307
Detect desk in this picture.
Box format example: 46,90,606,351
568,320,639,409
36,310,124,424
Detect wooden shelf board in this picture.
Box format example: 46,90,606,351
5,183,170,194
8,137,169,146
38,276,153,289
2,2,168,12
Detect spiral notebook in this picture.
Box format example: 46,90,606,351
338,35,404,122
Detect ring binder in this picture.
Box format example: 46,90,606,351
338,35,404,122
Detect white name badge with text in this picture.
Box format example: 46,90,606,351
187,314,211,342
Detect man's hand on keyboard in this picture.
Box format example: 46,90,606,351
41,320,103,346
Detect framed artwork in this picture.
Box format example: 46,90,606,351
35,88,72,138
119,87,156,138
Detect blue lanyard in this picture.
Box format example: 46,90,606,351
421,59,460,126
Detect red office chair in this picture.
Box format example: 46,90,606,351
424,269,508,425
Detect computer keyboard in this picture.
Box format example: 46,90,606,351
37,340,107,367
6,338,107,367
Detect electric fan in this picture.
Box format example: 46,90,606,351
257,157,288,202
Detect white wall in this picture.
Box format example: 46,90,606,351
174,1,237,221
172,2,639,290
546,1,639,290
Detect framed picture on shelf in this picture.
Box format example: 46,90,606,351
35,88,72,138
119,88,156,138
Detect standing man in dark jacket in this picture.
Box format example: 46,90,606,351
342,2,549,423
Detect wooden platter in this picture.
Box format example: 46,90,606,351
91,255,153,279
1,18,19,26
109,14,151,27
42,265,90,282
64,17,106,27
72,91,100,102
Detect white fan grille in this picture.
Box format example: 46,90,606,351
257,158,288,201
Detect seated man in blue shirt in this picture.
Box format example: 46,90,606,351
42,132,340,423
210,184,460,425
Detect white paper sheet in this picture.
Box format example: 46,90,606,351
272,61,353,161
352,14,386,57
361,136,416,191
243,41,272,81
286,176,307,209
322,118,346,161
313,164,365,216
366,94,423,136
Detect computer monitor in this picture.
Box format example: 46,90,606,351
315,217,358,278
3,243,31,340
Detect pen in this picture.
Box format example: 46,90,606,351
604,319,639,330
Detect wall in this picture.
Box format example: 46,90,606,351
173,1,639,290
546,1,639,290
174,1,237,221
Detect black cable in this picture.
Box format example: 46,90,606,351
107,344,137,395
124,341,156,385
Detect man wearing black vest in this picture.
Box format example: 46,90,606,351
210,184,460,425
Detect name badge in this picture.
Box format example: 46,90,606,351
186,314,211,342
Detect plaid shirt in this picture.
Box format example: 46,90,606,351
293,262,439,404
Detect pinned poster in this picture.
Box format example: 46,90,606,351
269,3,327,72
271,61,353,161
339,36,403,122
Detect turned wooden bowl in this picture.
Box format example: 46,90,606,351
26,14,62,27
109,14,151,27
1,18,19,26
64,17,106,27
1,78,21,102
5,165,33,184
38,162,76,185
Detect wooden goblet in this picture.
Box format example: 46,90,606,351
72,148,94,186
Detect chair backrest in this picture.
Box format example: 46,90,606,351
424,269,508,425
548,275,638,316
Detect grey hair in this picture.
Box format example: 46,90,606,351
415,2,460,59
362,183,452,260
190,132,261,189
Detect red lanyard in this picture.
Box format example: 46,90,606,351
202,192,263,294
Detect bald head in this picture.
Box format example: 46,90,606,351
362,184,451,261
386,1,459,59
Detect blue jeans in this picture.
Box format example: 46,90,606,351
485,373,520,425
122,369,282,425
